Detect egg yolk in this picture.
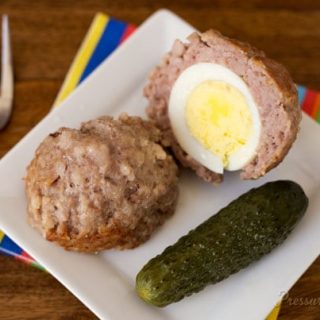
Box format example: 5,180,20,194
186,80,253,166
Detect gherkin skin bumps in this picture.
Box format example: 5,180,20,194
136,181,308,307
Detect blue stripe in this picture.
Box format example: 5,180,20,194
79,18,127,83
0,235,23,255
297,85,306,106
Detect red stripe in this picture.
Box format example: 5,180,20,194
119,24,136,44
302,90,317,116
15,251,35,264
21,251,34,260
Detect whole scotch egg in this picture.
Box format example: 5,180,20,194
145,30,301,183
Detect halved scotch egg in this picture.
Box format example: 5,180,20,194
145,30,301,184
169,62,261,174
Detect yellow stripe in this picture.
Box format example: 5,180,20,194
0,230,4,242
53,12,109,107
266,301,282,320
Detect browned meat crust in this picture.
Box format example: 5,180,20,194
25,114,179,252
144,30,300,182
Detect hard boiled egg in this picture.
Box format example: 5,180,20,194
168,63,261,174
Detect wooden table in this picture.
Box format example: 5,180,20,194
0,1,319,319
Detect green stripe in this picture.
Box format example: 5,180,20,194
31,261,46,271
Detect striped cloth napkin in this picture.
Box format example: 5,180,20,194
1,12,319,320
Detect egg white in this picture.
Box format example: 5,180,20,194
168,62,261,174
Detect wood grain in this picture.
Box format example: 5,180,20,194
0,1,319,319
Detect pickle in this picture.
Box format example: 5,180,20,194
136,180,308,307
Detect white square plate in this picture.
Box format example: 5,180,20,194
1,9,320,320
